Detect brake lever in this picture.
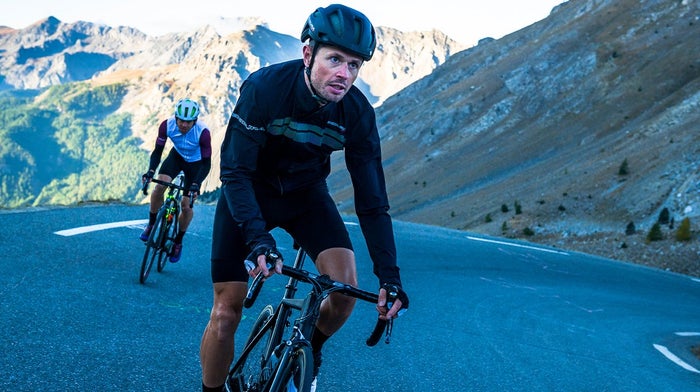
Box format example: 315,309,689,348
188,191,195,208
385,318,393,344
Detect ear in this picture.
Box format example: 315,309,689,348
302,45,312,68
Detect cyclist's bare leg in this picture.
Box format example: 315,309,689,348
149,174,172,214
314,247,358,335
200,281,248,388
179,196,194,232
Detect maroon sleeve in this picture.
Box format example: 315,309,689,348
155,120,168,146
199,128,212,159
191,128,212,186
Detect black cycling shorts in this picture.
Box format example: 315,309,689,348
158,150,202,190
210,182,353,283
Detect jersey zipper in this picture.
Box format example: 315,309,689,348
276,176,284,195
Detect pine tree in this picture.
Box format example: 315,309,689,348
646,223,663,242
675,217,692,241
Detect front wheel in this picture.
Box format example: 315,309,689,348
267,344,314,392
158,206,178,272
227,305,276,392
139,209,166,284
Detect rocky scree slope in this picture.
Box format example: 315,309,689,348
329,0,700,277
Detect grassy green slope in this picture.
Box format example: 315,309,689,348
0,82,148,208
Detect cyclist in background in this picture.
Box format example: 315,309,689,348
140,98,212,263
199,4,409,392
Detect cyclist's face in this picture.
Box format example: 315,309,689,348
175,118,195,133
303,44,363,103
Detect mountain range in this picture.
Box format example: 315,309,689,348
0,15,464,192
1,0,699,276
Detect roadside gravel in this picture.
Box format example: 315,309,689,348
532,231,700,278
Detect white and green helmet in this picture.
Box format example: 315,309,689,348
174,98,200,121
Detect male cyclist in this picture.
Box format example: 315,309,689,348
199,4,409,391
140,98,212,263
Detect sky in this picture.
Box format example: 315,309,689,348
0,0,565,46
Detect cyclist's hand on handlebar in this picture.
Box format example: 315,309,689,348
188,183,200,206
141,169,155,185
377,283,409,320
188,183,200,199
244,245,283,278
141,170,155,195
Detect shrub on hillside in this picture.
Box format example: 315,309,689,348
676,217,692,241
646,222,664,242
658,207,670,225
618,158,629,176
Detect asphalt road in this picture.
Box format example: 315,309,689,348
2,204,700,391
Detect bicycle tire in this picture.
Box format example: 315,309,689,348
157,204,178,272
227,305,276,392
139,208,166,283
267,344,314,392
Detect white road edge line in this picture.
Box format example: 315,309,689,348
676,332,700,337
653,344,700,373
55,220,356,237
466,235,570,255
54,219,148,236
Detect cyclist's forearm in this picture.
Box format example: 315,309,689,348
193,157,212,186
148,144,165,172
358,211,402,286
222,180,275,249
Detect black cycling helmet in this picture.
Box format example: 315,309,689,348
300,4,376,61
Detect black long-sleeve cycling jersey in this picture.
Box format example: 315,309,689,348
219,59,401,286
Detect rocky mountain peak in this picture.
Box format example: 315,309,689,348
28,16,61,35
0,16,463,100
208,16,270,36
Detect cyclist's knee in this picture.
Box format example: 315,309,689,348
328,292,356,317
210,301,242,336
210,282,247,334
181,200,194,214
316,247,357,285
152,184,166,196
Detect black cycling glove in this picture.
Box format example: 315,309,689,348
188,182,200,197
382,283,409,313
141,170,155,184
244,244,283,271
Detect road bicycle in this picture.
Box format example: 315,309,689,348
139,173,189,284
225,244,396,392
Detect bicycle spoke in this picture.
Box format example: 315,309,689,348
157,215,176,272
228,306,277,392
268,344,314,392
